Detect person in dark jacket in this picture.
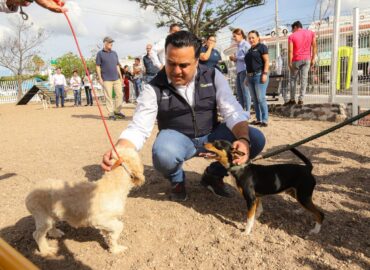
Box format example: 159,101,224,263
101,31,266,202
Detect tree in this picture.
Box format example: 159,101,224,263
130,0,265,36
28,55,45,74
0,17,47,101
56,52,96,79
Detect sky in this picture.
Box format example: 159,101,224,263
0,0,368,74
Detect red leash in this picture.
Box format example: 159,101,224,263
60,8,121,161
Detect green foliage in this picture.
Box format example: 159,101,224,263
55,52,96,78
0,74,47,81
130,0,265,37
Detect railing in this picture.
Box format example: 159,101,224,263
0,79,40,104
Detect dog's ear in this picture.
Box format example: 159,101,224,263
119,148,145,187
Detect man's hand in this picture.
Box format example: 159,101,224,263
101,139,136,172
35,0,66,13
232,139,250,165
310,58,316,68
101,149,113,171
288,62,293,71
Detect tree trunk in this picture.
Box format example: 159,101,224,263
17,75,23,101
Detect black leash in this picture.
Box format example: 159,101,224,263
253,109,370,161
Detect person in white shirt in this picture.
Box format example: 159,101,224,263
70,70,82,106
153,23,181,66
101,31,266,201
0,0,65,13
53,67,67,108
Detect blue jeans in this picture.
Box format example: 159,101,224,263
152,124,265,183
73,89,81,105
236,71,251,112
144,75,156,83
55,85,65,107
133,78,142,98
248,73,269,123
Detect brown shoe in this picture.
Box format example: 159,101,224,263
297,100,304,105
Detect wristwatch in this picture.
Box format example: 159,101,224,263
262,71,268,75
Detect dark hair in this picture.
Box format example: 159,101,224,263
248,30,260,37
165,31,202,59
73,70,78,73
134,57,140,62
169,23,180,31
292,21,303,29
124,65,128,69
206,35,216,40
232,28,247,40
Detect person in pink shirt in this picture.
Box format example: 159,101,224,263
287,21,317,105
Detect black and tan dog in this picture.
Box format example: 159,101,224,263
204,140,324,235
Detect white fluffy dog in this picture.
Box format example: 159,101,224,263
25,147,145,256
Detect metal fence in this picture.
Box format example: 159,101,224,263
0,79,40,104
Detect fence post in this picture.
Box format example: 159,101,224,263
352,7,359,125
329,0,341,103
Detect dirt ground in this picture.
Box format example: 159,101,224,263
0,102,369,270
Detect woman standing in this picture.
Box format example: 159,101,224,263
83,71,93,106
244,30,270,127
229,28,251,111
70,70,82,107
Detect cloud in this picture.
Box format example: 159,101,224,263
30,1,88,37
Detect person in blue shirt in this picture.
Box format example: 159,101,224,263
229,28,251,112
199,35,222,69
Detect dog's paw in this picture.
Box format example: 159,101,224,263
48,229,65,238
109,245,128,254
38,246,58,257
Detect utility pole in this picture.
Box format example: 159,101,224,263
329,0,341,103
275,0,280,60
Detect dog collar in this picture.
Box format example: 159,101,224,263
111,157,134,179
120,162,134,179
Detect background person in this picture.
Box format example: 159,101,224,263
143,44,161,83
132,57,143,100
288,20,317,105
199,35,222,69
96,36,125,120
245,30,270,127
121,65,133,103
153,23,181,66
70,70,82,107
52,67,66,108
229,28,251,112
83,71,93,106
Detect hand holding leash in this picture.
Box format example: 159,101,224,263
232,139,250,165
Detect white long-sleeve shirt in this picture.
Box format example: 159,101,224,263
153,38,166,66
0,0,17,13
53,74,67,86
119,69,250,150
70,76,81,90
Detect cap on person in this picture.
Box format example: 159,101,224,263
103,36,114,43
